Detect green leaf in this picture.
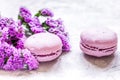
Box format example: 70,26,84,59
18,15,23,20
42,22,50,31
4,57,9,64
35,11,41,17
22,22,27,26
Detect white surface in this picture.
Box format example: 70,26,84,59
0,0,120,80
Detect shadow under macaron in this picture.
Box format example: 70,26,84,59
83,53,115,68
37,51,70,72
37,59,59,72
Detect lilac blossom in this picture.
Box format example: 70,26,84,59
22,49,39,70
56,33,70,52
19,7,32,23
44,18,70,52
3,49,24,70
45,18,58,28
28,17,44,33
41,8,54,17
0,17,39,70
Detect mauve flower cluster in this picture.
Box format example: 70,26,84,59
40,8,54,17
0,17,39,70
0,18,25,48
45,18,70,52
19,7,44,34
19,7,70,52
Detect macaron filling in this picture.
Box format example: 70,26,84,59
81,42,116,52
33,49,61,57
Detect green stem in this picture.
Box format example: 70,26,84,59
18,15,33,36
42,22,50,31
22,22,34,34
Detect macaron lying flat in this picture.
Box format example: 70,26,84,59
80,27,118,57
24,32,62,62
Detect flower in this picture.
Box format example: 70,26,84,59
0,42,22,70
30,27,44,33
41,8,54,17
28,17,44,33
45,18,58,28
22,49,39,70
44,18,70,52
0,17,39,70
56,33,70,52
0,58,4,68
0,18,9,29
3,49,24,70
16,39,24,49
19,7,32,23
3,48,39,70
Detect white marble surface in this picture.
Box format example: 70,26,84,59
0,0,120,80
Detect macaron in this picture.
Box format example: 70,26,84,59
24,32,63,62
80,27,118,57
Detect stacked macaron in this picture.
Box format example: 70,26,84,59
80,27,118,57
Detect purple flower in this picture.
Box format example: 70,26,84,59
2,27,9,36
16,39,24,49
30,27,44,33
48,27,60,34
44,18,70,52
3,50,24,70
28,17,41,27
2,48,39,70
0,42,19,70
45,18,58,28
0,18,9,29
0,17,39,70
28,17,44,33
3,43,14,57
48,25,65,33
19,7,32,23
41,8,54,17
56,33,70,52
58,25,65,32
3,48,39,70
0,58,4,68
0,18,25,46
22,49,39,70
56,18,63,25
7,18,15,25
8,27,17,36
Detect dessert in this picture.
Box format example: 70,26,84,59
80,27,118,57
24,32,63,62
0,6,70,71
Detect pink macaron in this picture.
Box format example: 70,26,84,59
24,32,63,62
80,27,118,57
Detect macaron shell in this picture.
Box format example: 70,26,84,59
24,32,63,62
24,32,62,55
80,27,118,57
80,27,117,49
26,44,61,56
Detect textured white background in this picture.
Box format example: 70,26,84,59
0,0,120,80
